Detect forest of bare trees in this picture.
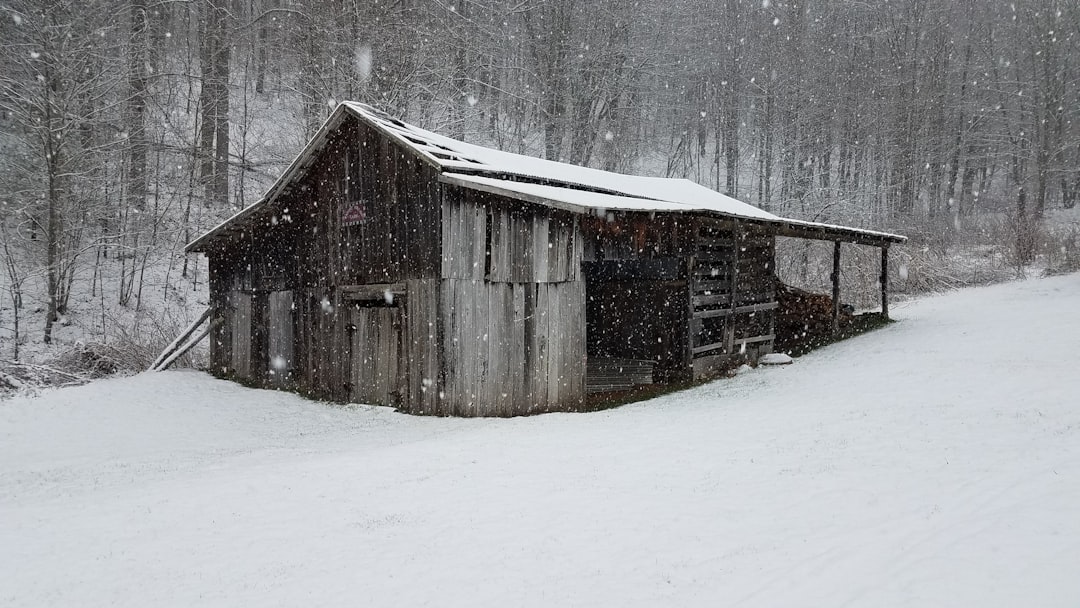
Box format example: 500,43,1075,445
1,0,1079,363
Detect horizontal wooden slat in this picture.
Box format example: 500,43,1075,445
696,237,735,249
694,301,779,319
692,293,729,307
691,341,727,356
734,334,775,346
340,283,407,301
692,278,732,293
692,333,775,356
693,265,735,278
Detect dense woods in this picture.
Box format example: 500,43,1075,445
1,0,1079,363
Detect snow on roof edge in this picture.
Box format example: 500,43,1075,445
443,173,906,244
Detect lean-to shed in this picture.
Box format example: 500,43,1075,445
186,102,905,416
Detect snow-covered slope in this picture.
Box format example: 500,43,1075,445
2,275,1079,607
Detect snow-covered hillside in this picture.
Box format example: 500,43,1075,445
2,275,1079,607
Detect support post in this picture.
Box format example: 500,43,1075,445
725,223,741,353
685,218,698,377
880,245,890,319
831,240,841,334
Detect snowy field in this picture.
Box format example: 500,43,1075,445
3,275,1079,607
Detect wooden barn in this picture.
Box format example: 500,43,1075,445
186,102,905,416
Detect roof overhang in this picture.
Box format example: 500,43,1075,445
441,173,906,247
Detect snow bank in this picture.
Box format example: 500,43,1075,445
2,276,1080,607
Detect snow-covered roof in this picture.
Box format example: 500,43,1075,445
345,102,781,222
187,102,905,252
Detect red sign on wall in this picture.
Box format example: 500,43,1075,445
342,203,366,226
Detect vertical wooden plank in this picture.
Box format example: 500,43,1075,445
511,282,525,414
438,279,453,415
350,306,365,404
373,308,387,404
548,282,561,407
573,278,586,404
534,215,550,283
393,306,404,405
232,291,252,379
457,192,470,280
832,240,842,334
535,283,550,413
570,215,581,281
349,307,360,402
881,245,890,319
686,217,699,372
472,200,486,281
521,282,535,414
404,279,437,414
496,283,514,416
725,223,740,354
479,282,495,413
381,308,391,403
465,279,478,415
441,190,453,278
267,290,294,385
452,279,467,415
425,279,441,414
384,307,397,404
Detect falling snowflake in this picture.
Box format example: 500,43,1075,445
355,45,372,81
466,94,478,107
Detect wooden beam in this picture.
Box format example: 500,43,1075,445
148,307,212,371
771,222,906,247
831,240,842,334
693,301,779,319
685,217,699,372
724,224,741,353
733,334,775,346
340,283,407,302
881,245,890,319
692,333,775,356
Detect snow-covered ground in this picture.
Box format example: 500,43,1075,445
3,275,1079,607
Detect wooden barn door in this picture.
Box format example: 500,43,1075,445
348,304,404,406
231,292,252,379
267,290,294,385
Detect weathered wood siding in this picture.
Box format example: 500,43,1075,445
439,279,585,416
337,121,442,284
206,220,299,382
437,186,585,415
204,111,784,413
206,114,443,408
348,305,403,405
